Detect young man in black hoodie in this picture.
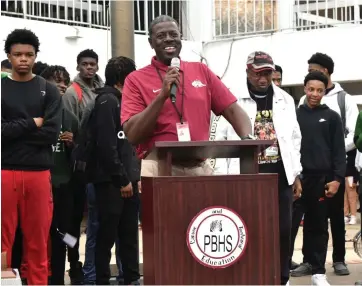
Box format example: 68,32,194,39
41,65,79,285
88,56,140,285
1,29,62,285
297,71,346,286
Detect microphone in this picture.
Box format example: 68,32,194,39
170,57,180,103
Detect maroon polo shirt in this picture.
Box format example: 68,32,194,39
121,57,237,158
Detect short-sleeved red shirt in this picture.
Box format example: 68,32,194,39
121,57,237,158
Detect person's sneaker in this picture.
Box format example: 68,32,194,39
290,260,300,270
69,261,85,285
345,216,350,223
349,215,357,225
311,274,330,286
333,262,350,275
291,262,312,277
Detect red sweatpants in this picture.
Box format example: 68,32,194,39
1,170,53,285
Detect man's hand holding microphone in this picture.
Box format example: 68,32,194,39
159,58,180,102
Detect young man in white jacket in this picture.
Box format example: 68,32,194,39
292,53,358,277
212,51,302,285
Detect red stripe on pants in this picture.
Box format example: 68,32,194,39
1,170,53,285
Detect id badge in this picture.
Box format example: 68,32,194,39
176,122,191,141
265,146,279,157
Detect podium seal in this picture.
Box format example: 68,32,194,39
186,206,248,269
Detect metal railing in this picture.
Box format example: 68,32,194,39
1,0,185,34
214,0,362,39
214,0,278,38
294,0,361,31
3,1,360,39
1,0,110,29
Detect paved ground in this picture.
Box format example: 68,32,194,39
65,215,362,285
290,218,362,285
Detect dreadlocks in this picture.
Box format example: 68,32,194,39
41,65,71,86
105,56,136,87
33,61,49,76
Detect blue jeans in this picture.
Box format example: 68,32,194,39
83,184,98,284
83,184,124,283
116,238,123,281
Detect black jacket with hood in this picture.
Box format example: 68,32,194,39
88,86,140,187
297,103,346,182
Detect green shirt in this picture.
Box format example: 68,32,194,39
51,108,79,187
1,72,9,78
354,111,362,152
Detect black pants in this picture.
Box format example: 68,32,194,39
290,178,346,265
326,179,345,263
67,175,86,267
278,181,293,285
290,198,305,264
49,183,74,285
94,182,140,285
301,175,339,275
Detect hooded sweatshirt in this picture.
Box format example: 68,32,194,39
299,82,359,153
63,74,104,120
297,103,346,182
87,86,140,188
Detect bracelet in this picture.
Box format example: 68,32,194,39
240,134,256,140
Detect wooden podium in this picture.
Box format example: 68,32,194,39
141,140,280,285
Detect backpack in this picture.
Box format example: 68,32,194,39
72,93,103,181
304,90,348,136
72,82,83,102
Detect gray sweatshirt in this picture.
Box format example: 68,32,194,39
63,74,104,120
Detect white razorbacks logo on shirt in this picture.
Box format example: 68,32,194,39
192,80,206,88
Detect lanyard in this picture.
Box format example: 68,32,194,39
155,67,185,123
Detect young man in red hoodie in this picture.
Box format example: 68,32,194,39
1,29,62,285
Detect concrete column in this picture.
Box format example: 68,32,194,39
110,1,135,60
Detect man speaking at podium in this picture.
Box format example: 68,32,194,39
121,15,252,176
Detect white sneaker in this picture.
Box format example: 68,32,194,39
345,216,350,223
285,281,289,286
349,215,357,225
312,274,330,286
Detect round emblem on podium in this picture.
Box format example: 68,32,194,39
186,206,248,269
